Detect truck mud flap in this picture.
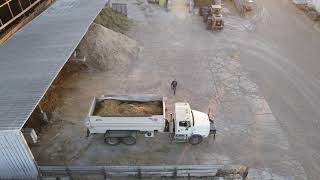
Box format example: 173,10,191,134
210,122,217,137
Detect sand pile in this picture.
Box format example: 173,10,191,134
94,100,163,116
94,7,133,34
77,23,140,71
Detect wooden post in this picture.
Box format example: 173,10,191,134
38,105,49,124
7,4,14,18
17,0,23,11
173,168,177,179
66,167,73,180
137,168,142,179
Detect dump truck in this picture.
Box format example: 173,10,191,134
86,95,216,145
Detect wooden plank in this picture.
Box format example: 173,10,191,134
40,165,224,172
0,0,15,9
139,171,173,176
17,0,24,11
39,165,233,178
39,164,249,179
0,0,54,44
0,0,41,31
177,169,218,177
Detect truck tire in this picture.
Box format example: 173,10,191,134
188,135,203,145
207,19,212,30
105,137,120,145
122,136,136,145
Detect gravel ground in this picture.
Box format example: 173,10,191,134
31,0,320,179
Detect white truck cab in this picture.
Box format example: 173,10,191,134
174,103,213,145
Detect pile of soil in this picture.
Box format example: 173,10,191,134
94,7,133,34
33,13,139,119
77,23,140,71
24,106,46,133
39,60,87,113
93,100,163,116
26,59,87,131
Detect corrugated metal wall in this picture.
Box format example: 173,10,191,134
0,130,38,179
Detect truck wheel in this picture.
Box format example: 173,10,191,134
122,136,136,145
188,135,203,145
207,19,212,30
105,137,120,145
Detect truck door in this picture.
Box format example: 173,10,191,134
174,103,193,140
177,120,192,135
174,120,192,141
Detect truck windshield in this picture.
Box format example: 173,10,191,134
191,111,195,126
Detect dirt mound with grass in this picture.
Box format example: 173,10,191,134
77,23,140,71
94,7,133,34
94,100,163,116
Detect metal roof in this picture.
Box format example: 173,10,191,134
0,0,107,131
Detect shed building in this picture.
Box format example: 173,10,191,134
0,0,107,179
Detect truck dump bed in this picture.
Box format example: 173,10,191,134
86,95,166,133
93,100,163,116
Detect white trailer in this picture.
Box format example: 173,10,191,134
86,95,216,145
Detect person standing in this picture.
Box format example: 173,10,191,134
171,79,178,96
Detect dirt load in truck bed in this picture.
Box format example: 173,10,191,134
93,100,163,116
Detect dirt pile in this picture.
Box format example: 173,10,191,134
93,100,163,116
77,23,140,71
94,7,133,34
296,4,320,21
35,15,139,119
39,60,87,113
